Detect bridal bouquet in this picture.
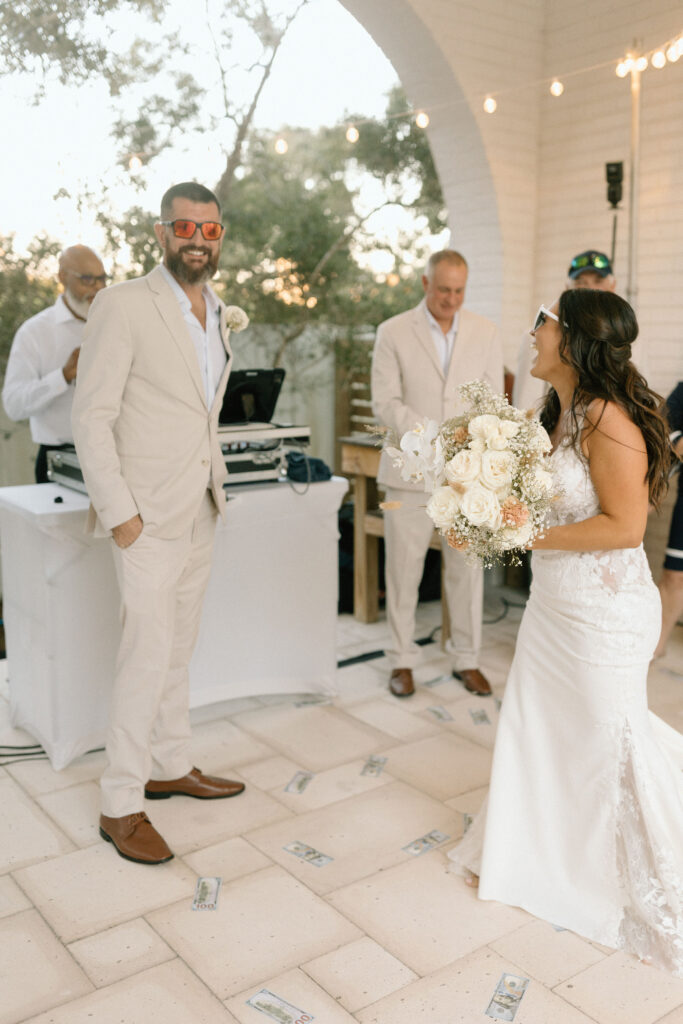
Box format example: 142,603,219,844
384,380,555,565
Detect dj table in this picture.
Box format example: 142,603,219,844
0,478,347,768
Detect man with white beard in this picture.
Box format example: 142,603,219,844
2,245,108,481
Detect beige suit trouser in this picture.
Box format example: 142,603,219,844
383,487,483,671
101,491,218,817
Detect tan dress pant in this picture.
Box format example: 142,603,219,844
383,487,483,671
101,491,218,817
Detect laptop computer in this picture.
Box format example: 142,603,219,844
218,368,286,427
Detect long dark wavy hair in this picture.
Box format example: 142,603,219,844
539,289,671,507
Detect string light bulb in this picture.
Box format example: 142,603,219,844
483,96,497,113
651,49,666,68
550,80,564,96
666,41,680,62
616,57,632,77
274,137,288,155
415,111,430,128
345,125,359,143
634,55,648,72
128,155,143,172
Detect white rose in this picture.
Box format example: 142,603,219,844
460,484,502,529
445,449,481,484
426,486,461,530
468,414,500,440
480,449,514,492
487,430,511,451
468,437,486,455
500,521,533,549
224,306,250,332
499,420,520,439
527,423,552,453
533,468,554,495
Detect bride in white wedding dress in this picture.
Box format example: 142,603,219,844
448,288,683,977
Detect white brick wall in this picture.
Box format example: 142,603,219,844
340,0,683,391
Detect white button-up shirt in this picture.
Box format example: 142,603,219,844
159,264,227,407
425,305,459,374
2,295,83,444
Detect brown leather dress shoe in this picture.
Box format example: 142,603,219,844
99,812,173,864
389,667,415,698
144,767,246,800
452,668,492,696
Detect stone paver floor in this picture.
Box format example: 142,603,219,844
1,589,682,1024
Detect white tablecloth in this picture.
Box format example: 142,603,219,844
0,478,347,768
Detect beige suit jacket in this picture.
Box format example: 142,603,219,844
72,265,233,539
371,299,504,491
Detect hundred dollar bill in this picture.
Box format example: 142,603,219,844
402,829,450,856
493,696,502,711
427,705,454,722
293,694,331,707
246,988,314,1023
484,972,529,1022
192,876,221,911
463,812,473,834
552,923,567,932
361,755,387,777
422,673,453,688
469,708,491,726
283,841,333,867
285,770,314,794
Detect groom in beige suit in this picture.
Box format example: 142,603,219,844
72,182,248,864
372,250,503,698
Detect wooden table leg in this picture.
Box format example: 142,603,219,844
353,474,379,622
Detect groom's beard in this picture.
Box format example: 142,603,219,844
166,245,219,285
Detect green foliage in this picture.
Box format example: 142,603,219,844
1,2,443,378
0,234,60,375
0,1,165,93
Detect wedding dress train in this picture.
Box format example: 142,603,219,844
448,435,683,977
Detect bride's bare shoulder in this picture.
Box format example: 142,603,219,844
583,398,646,453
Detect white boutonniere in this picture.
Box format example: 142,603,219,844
224,306,249,332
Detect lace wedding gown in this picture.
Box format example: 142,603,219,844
448,435,683,976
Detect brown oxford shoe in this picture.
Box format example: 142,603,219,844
452,668,492,697
99,812,173,865
145,767,246,800
389,667,415,698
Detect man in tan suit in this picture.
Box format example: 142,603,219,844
72,182,249,864
371,250,503,698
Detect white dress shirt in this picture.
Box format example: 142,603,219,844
159,264,227,408
2,295,83,444
425,305,459,373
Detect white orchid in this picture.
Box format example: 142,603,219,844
395,419,446,490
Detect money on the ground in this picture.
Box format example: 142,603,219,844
469,708,491,726
552,923,567,932
422,673,453,688
283,841,333,867
192,876,221,911
285,770,314,794
427,705,454,722
463,812,473,834
402,829,450,856
293,694,331,707
484,972,529,1022
246,988,314,1023
494,696,502,712
361,755,387,777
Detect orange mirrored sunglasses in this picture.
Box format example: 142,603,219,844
160,219,224,241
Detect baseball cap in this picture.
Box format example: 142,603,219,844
568,250,613,279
